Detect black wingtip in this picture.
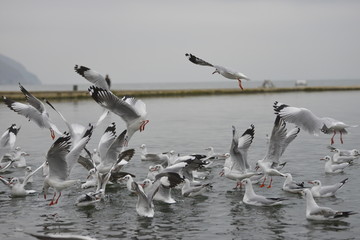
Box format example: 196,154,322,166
273,101,289,114
340,178,349,184
241,124,255,139
74,65,90,77
104,122,116,135
8,124,20,135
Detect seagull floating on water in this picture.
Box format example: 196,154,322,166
308,178,348,197
320,156,349,174
302,189,356,221
185,53,250,90
241,178,286,206
282,173,306,194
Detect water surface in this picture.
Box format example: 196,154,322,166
0,90,359,240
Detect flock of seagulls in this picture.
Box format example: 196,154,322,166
0,61,358,223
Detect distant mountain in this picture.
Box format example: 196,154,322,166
0,54,41,85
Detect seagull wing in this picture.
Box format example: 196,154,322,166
88,86,143,123
19,83,45,113
274,101,323,135
46,135,71,180
103,129,127,165
66,125,93,176
185,53,214,67
75,65,109,90
230,125,254,171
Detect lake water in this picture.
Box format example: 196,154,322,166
0,88,360,240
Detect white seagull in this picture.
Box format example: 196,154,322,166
0,163,44,197
74,65,111,90
308,178,348,197
95,123,127,173
320,156,349,173
46,99,108,146
131,181,160,218
185,53,250,90
273,101,357,145
257,116,300,188
181,178,212,197
241,178,286,206
220,125,261,188
43,125,93,205
327,146,359,157
331,148,358,164
302,189,356,221
88,86,149,145
2,83,62,140
282,173,306,194
139,144,169,163
0,124,20,161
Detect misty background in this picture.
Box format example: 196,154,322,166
1,0,359,85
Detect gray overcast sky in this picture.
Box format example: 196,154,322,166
1,0,360,85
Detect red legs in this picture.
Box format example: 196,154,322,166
49,192,57,206
54,192,61,204
140,120,150,132
330,131,336,145
267,178,273,188
219,170,224,177
50,128,55,140
340,131,344,144
260,177,267,188
237,79,244,90
49,192,61,206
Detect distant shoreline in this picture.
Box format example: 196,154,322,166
1,86,360,100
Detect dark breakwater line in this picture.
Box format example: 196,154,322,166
1,86,360,101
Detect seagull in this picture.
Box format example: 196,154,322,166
75,191,103,207
282,173,306,194
46,99,108,146
43,125,93,205
11,147,29,168
204,146,228,160
95,124,127,173
273,101,357,145
181,178,212,197
320,156,349,174
143,172,184,204
331,149,358,164
2,83,62,139
121,174,137,193
220,124,261,188
241,178,286,206
139,144,169,163
131,181,160,218
0,162,44,197
74,65,111,90
88,86,149,145
308,178,348,197
0,124,20,161
327,146,360,157
185,53,250,90
256,116,300,188
302,189,356,220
